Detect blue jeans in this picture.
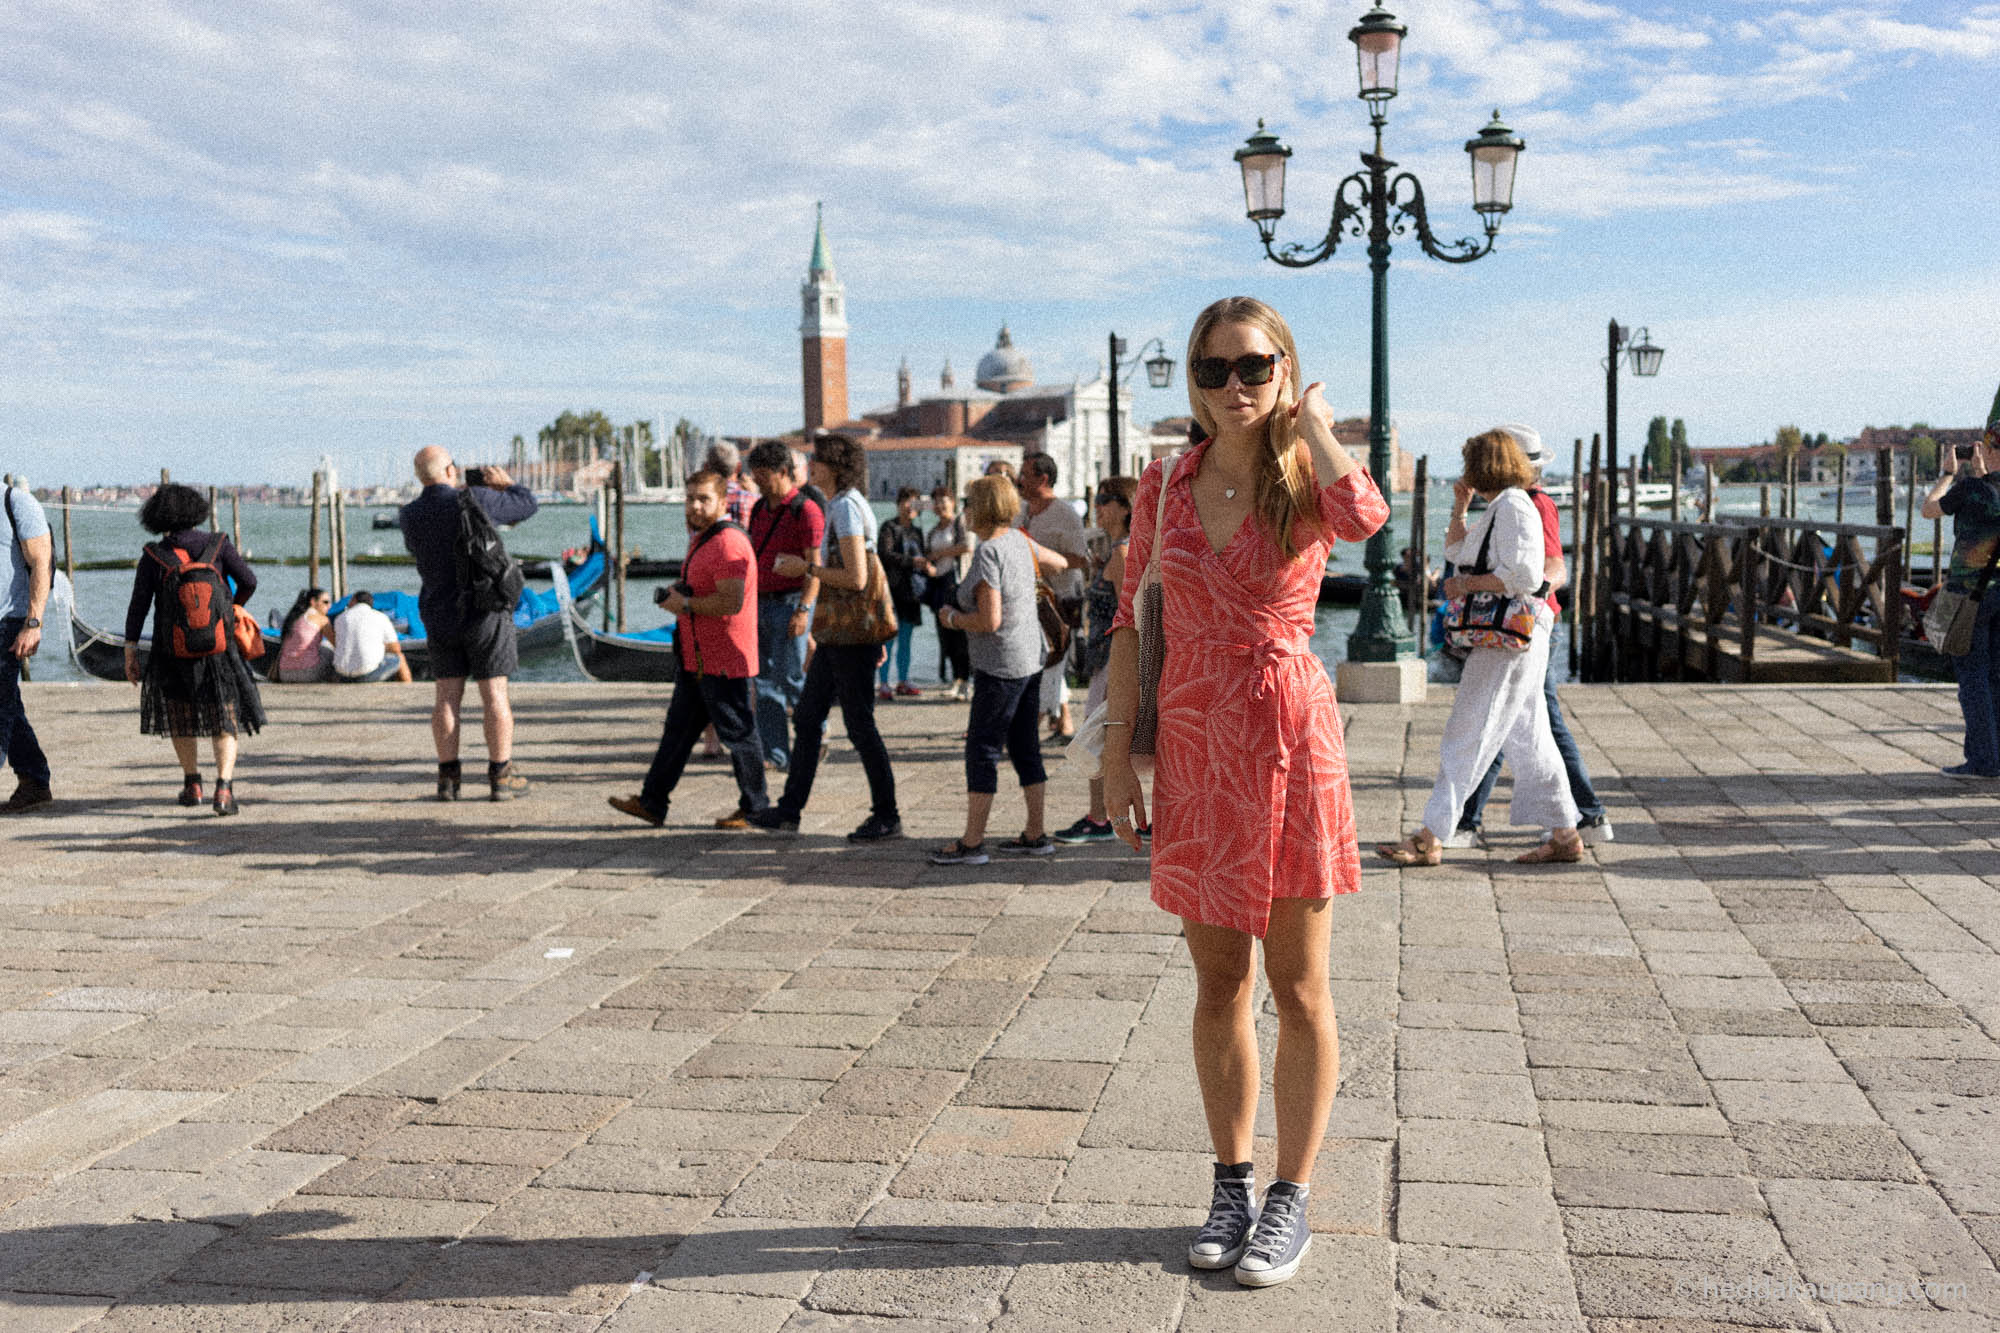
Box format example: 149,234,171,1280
964,671,1045,795
639,673,767,817
755,592,806,768
0,619,49,787
1460,647,1602,830
878,618,917,686
1955,586,2000,775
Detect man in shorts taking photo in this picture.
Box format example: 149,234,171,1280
400,447,537,800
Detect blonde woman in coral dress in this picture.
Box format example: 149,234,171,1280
1102,296,1388,1288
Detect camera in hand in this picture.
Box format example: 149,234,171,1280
464,466,490,487
654,582,695,607
1956,444,1977,461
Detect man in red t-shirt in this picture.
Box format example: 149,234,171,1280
1453,423,1611,846
609,469,767,829
744,439,824,770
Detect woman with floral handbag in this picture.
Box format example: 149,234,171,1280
1377,428,1581,866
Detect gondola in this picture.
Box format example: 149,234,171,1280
549,564,680,683
69,525,608,683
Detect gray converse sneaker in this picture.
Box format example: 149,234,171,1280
1577,813,1615,845
1187,1165,1257,1270
1234,1181,1310,1287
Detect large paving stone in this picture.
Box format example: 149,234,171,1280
1764,1179,2000,1312
1398,1119,1550,1187
1397,1183,1563,1250
1733,1121,1924,1181
955,1059,1110,1112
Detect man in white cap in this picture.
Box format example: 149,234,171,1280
1449,422,1613,846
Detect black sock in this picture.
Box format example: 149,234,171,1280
1267,1178,1308,1198
487,760,509,779
1215,1161,1253,1182
438,760,461,779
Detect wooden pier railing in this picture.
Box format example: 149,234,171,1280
1584,511,1904,684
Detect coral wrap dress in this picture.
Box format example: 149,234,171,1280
1114,443,1390,937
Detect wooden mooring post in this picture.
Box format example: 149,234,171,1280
307,472,323,590
208,486,219,531
60,486,75,586
1875,448,1893,527
612,460,628,633
329,484,347,600
1835,450,1847,524
231,490,243,554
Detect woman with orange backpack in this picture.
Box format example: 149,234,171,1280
122,483,265,815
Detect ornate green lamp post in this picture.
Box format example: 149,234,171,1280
1235,5,1524,685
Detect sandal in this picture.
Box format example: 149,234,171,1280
1515,832,1584,864
1374,833,1441,866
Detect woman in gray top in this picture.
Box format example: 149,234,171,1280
929,474,1069,865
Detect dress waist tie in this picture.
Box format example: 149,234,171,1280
1213,637,1313,701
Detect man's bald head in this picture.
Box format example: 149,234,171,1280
414,446,454,485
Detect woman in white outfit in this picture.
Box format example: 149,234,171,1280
1377,428,1582,866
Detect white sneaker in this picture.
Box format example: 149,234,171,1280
1441,826,1483,849
1577,815,1614,845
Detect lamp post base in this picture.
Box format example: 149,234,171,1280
1336,657,1428,705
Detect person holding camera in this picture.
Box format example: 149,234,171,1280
1920,394,2000,779
608,468,768,828
400,447,537,801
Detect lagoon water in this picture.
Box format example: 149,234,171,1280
42,482,1913,685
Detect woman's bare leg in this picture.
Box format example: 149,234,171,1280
211,733,238,783
961,790,994,847
1182,917,1258,1166
1262,897,1338,1183
170,736,198,775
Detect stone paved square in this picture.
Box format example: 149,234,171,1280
1,681,1996,1328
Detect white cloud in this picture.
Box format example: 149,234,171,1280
1776,7,2000,60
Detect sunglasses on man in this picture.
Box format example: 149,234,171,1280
1191,352,1284,390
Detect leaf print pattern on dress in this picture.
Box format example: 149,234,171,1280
1115,445,1390,938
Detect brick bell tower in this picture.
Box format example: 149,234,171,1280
800,202,848,434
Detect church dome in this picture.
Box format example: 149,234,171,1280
975,325,1033,393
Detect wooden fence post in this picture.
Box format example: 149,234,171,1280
1569,438,1583,678
1739,525,1760,681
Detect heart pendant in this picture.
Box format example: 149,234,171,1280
1224,488,1236,500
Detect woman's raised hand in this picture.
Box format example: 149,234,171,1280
1289,381,1336,443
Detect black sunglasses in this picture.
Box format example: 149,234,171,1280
1192,352,1283,390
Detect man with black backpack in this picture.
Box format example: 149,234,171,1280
400,447,537,801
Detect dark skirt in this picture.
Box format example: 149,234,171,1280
139,646,267,738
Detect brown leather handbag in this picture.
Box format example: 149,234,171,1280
813,531,899,646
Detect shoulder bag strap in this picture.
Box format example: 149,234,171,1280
1146,453,1178,579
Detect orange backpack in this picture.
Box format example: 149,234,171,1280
145,534,234,659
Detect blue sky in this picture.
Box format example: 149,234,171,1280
5,0,1998,486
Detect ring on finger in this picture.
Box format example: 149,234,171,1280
1110,815,1134,828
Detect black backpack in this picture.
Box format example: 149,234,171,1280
456,492,524,615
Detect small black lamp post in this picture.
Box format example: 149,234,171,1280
1604,322,1664,505
1235,5,1524,668
1105,334,1175,478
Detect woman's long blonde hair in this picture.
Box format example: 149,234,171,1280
1186,296,1318,560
